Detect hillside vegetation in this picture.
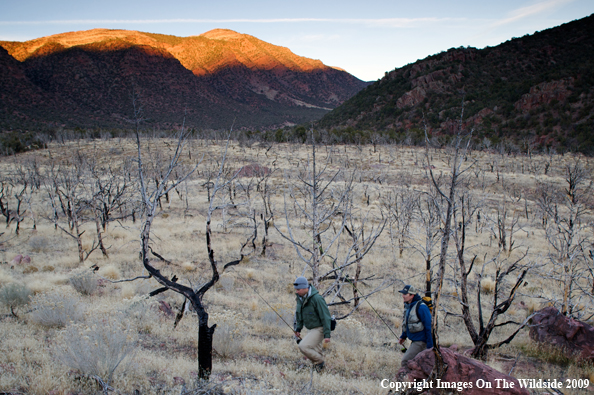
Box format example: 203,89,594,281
318,14,594,153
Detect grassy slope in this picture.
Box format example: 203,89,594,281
0,139,593,394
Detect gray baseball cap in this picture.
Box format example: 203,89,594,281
293,276,309,289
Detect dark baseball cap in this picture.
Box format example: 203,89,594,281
398,285,417,294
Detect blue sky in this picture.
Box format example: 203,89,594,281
0,0,592,81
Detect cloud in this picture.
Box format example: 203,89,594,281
298,34,341,43
490,0,575,27
0,17,452,28
352,18,453,28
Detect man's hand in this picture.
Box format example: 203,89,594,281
398,338,405,345
324,338,330,344
294,331,302,339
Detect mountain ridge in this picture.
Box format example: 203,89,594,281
317,14,594,152
1,28,335,76
0,28,369,130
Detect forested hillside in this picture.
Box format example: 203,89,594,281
318,14,594,153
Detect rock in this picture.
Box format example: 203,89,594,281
514,78,573,112
10,254,23,264
396,86,427,109
21,255,31,264
397,346,529,394
158,301,175,318
529,306,594,360
236,163,271,178
173,376,185,385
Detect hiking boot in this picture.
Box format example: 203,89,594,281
314,362,325,373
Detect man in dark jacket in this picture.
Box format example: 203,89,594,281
398,285,433,366
293,276,331,372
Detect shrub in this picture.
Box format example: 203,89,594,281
23,265,39,274
29,236,49,253
211,310,244,359
0,283,32,315
480,278,496,295
29,291,84,328
213,323,243,359
70,272,97,295
98,264,120,280
181,261,196,272
54,316,137,385
0,131,47,155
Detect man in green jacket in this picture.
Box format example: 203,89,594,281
293,276,331,372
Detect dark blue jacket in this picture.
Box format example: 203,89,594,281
400,294,433,349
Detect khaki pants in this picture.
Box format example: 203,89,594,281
401,341,426,366
298,326,325,364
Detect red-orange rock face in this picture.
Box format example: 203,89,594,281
0,28,369,129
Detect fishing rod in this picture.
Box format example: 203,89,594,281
342,276,406,351
233,271,298,337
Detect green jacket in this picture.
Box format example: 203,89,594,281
295,286,332,338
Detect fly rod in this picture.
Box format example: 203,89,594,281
343,276,406,351
233,271,299,337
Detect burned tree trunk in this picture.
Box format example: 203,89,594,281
197,314,216,377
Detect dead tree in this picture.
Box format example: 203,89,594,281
44,157,100,263
489,177,523,255
134,112,254,379
323,189,387,306
383,188,416,258
410,191,441,299
536,160,593,317
0,182,10,226
0,175,31,235
4,159,42,234
275,132,353,288
10,181,27,236
87,158,137,257
253,164,277,257
421,106,474,385
450,188,534,360
276,134,386,310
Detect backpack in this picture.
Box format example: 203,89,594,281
422,295,434,315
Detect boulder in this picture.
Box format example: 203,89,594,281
529,306,594,360
236,163,271,178
21,255,31,264
10,254,23,264
397,346,529,394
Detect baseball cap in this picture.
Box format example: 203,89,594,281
398,285,417,294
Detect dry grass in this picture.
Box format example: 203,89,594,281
29,290,84,328
0,139,592,394
98,264,121,280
